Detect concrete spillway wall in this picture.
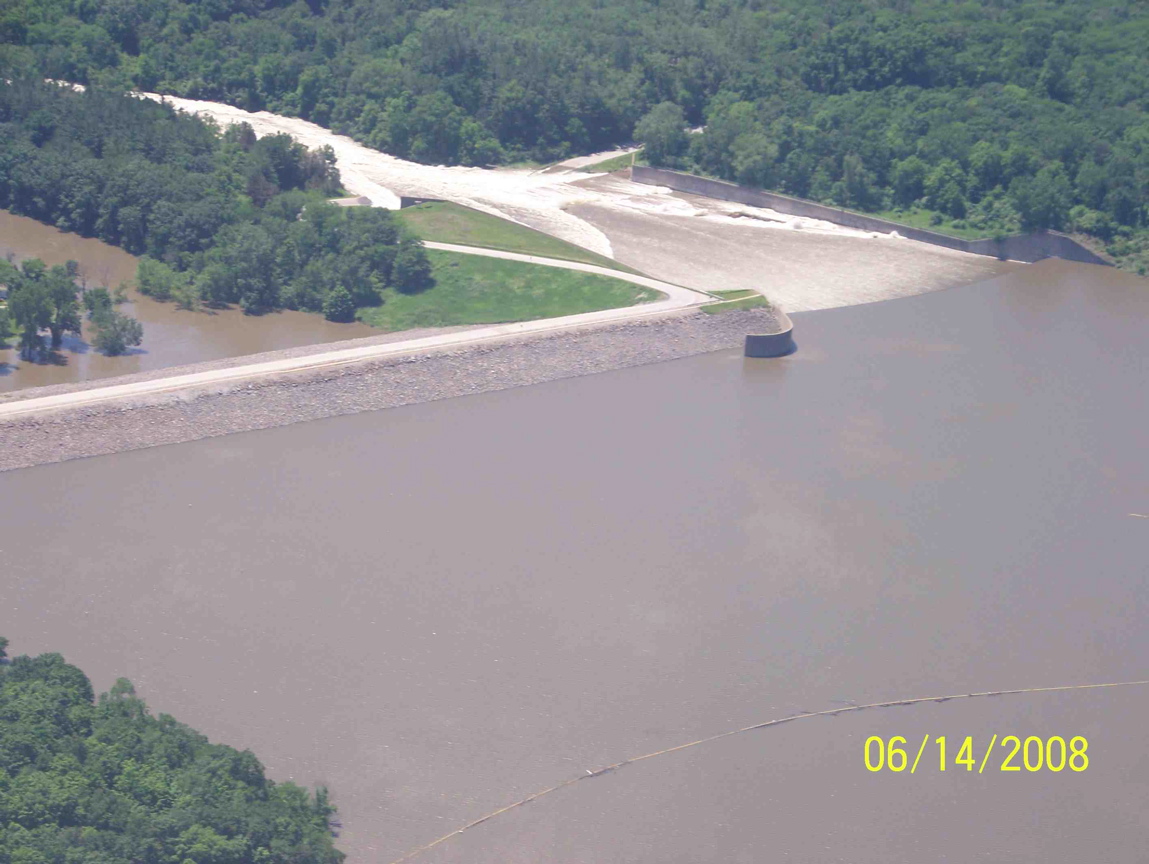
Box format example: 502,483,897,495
744,309,795,358
399,196,446,208
632,166,1109,266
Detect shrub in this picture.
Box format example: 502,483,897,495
322,286,357,322
91,308,143,355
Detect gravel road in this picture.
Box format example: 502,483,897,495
0,308,779,473
0,244,710,419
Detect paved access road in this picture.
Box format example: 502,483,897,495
0,245,713,420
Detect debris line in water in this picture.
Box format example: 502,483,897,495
388,678,1149,863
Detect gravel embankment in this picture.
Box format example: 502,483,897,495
0,323,482,405
0,308,779,473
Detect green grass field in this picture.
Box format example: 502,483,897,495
701,294,771,314
356,249,663,332
709,289,759,300
682,166,1000,242
395,201,636,273
869,207,997,240
576,151,640,173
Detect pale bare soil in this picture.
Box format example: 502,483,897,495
140,93,1012,312
569,177,1020,312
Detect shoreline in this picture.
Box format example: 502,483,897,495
0,321,483,405
0,307,778,473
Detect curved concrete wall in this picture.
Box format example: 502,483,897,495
632,167,1109,266
744,310,796,358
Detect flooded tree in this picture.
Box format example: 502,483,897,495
6,269,52,360
4,257,142,359
3,258,83,356
89,303,144,356
44,263,82,348
0,83,429,320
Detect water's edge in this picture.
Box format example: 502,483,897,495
0,308,775,473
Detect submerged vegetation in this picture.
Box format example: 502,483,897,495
0,256,143,360
0,638,344,864
1,0,1145,271
0,80,434,320
0,83,656,348
85,286,144,355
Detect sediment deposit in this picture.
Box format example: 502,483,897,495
140,92,1013,312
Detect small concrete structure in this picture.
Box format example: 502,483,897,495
399,196,445,208
328,196,372,207
745,310,796,357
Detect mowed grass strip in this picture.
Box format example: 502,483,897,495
395,201,639,273
869,207,996,240
576,150,640,173
709,289,759,300
701,294,771,314
357,249,664,332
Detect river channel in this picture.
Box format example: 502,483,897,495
0,210,378,391
2,260,1146,862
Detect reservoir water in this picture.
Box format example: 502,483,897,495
2,259,1146,863
0,210,377,391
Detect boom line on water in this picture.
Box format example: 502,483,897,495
387,678,1149,863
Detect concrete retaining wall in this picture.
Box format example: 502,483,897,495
328,196,372,207
399,196,445,208
744,310,795,358
632,167,1109,266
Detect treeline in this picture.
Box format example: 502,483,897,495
1,1,1146,166
0,80,433,317
639,82,1147,254
0,637,344,864
1,1,1147,268
135,193,432,319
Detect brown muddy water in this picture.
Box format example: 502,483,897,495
0,210,377,390
3,260,1147,863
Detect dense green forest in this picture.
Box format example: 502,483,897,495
1,0,1146,271
0,637,344,864
0,80,433,320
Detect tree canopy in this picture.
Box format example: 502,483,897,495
0,640,344,864
0,1,1147,270
0,80,434,318
0,258,94,360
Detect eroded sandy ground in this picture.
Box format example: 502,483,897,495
569,176,1018,311
141,93,1016,312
